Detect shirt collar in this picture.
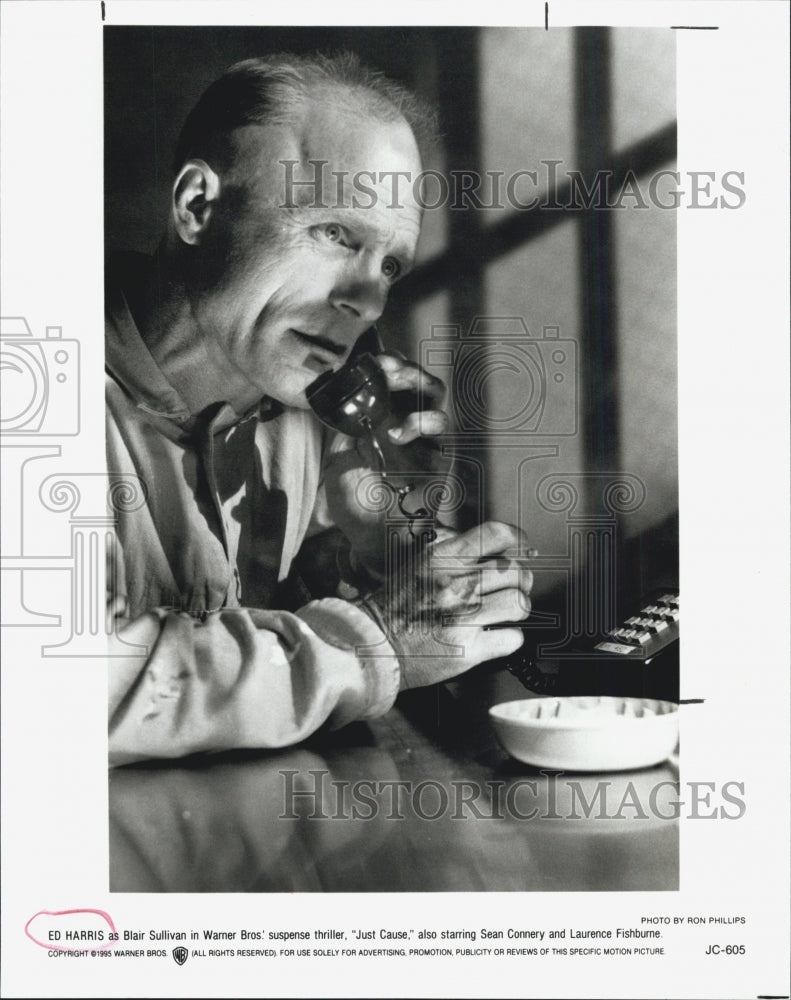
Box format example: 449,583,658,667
106,253,193,426
105,252,283,434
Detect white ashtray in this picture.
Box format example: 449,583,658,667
489,696,679,772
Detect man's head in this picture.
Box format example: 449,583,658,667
166,54,436,411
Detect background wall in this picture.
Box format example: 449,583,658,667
105,25,677,612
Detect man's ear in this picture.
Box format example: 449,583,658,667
171,159,220,245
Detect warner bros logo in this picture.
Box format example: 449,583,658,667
172,946,188,966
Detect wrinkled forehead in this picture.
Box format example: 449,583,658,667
223,97,424,218
298,94,423,177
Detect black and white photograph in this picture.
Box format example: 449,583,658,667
104,24,682,894
0,2,788,998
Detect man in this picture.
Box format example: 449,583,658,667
107,54,532,765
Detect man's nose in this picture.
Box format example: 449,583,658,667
329,261,388,324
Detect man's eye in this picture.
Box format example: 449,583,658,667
382,257,401,280
322,223,345,243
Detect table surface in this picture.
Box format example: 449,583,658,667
109,671,679,893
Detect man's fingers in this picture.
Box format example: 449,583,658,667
434,520,530,559
433,562,533,598
377,354,446,405
388,409,449,444
475,564,534,597
456,588,531,626
437,587,531,625
468,626,525,662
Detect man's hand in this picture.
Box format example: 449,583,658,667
375,352,449,445
322,353,451,572
363,521,533,689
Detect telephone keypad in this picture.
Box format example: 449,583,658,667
596,592,679,654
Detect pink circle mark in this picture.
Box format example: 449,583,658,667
25,908,118,952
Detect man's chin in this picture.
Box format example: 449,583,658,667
260,366,331,411
261,385,312,411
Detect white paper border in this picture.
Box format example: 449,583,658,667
1,2,788,998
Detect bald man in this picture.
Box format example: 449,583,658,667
106,54,532,765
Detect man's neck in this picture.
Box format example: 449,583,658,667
126,246,265,419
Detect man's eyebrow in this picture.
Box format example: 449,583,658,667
353,211,419,257
279,200,419,266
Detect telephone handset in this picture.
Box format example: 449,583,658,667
305,350,390,448
305,330,437,541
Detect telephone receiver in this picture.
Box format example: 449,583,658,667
305,345,390,440
305,326,436,539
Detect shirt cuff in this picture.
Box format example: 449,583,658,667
295,598,401,719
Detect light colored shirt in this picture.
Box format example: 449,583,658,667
106,255,400,766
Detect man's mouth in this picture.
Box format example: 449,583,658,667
291,329,347,372
292,329,346,356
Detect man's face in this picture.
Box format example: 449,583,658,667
184,98,423,410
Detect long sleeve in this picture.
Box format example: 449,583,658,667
108,598,400,767
104,286,402,767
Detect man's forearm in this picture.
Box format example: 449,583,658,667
108,599,400,766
